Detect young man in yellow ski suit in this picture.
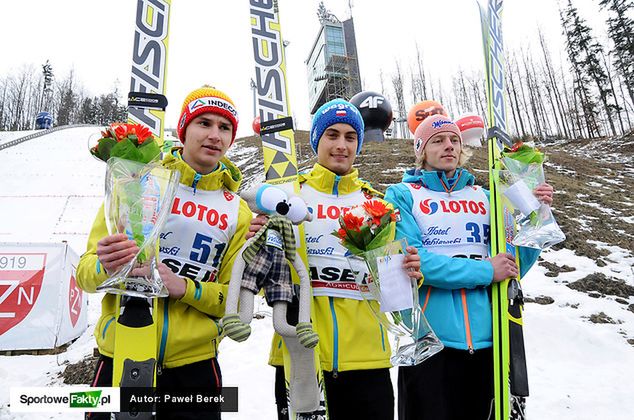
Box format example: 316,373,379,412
256,99,422,420
78,86,251,420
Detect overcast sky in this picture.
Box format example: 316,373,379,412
0,0,608,137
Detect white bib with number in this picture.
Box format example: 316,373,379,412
405,183,489,259
159,185,240,283
301,184,375,300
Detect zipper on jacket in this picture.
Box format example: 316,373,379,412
191,173,202,195
332,175,341,196
328,297,339,377
102,316,115,339
460,289,474,354
158,298,170,370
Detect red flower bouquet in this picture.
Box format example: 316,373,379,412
91,123,179,297
90,122,161,164
332,199,397,256
332,199,443,366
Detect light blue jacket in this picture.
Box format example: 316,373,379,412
384,168,539,351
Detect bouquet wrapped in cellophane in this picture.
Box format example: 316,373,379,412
332,199,443,366
90,123,180,297
496,142,565,250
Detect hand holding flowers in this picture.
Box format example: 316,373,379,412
91,122,179,297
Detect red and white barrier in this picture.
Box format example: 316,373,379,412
0,242,87,351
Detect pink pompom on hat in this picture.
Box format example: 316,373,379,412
413,114,462,158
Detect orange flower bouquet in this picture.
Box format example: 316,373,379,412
90,123,179,297
332,199,396,256
90,123,161,163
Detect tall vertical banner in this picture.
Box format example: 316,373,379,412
250,0,299,185
0,242,87,350
127,0,171,147
478,1,529,419
249,1,328,418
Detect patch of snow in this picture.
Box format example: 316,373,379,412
577,201,618,216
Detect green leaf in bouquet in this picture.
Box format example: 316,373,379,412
93,137,117,161
504,144,545,165
110,138,144,162
366,225,393,251
529,210,540,226
140,137,155,147
345,226,367,251
330,232,364,256
138,140,162,163
342,241,365,257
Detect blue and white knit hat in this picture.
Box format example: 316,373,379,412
310,99,365,154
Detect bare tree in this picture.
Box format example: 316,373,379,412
561,0,618,137
538,28,571,138
415,42,428,99
391,61,408,138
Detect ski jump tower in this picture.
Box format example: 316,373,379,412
305,3,362,114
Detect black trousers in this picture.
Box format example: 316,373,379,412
86,355,222,420
398,347,494,420
274,365,290,420
274,365,394,420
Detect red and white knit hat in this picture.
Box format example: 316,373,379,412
177,86,239,144
413,114,462,158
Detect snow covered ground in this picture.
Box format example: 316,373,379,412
1,128,633,419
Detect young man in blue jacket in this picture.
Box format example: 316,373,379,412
385,114,553,420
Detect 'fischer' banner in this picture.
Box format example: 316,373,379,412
0,242,87,351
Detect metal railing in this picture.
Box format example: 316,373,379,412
0,124,100,152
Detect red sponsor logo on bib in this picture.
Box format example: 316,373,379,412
171,197,229,230
314,204,351,220
420,199,486,215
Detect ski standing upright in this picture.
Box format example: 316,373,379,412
114,1,171,417
249,0,328,418
478,1,529,419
